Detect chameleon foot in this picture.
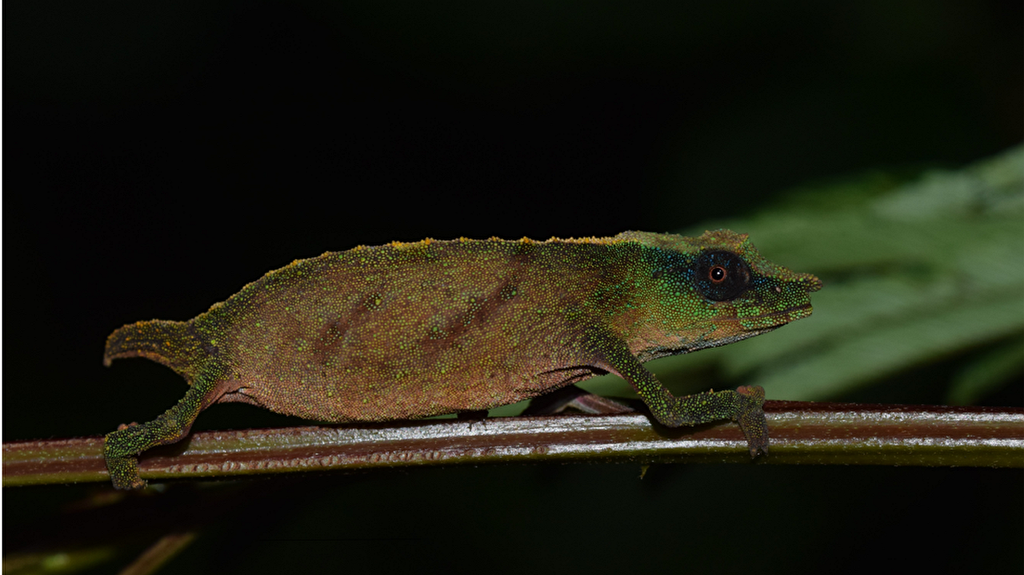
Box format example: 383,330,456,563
733,385,769,457
104,453,147,490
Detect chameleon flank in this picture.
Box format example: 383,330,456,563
103,230,821,489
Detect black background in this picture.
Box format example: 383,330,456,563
5,2,1022,573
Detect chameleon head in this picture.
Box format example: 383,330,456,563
616,229,822,352
688,229,822,332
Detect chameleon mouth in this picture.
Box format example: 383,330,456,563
676,326,779,355
742,303,812,319
777,303,813,320
709,303,812,330
740,303,813,328
642,303,813,360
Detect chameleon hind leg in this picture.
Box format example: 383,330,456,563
595,341,769,456
523,384,636,416
104,363,229,489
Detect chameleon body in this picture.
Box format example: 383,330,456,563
103,230,821,489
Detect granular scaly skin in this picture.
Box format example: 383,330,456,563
103,230,821,489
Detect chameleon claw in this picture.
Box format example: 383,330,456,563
105,427,150,489
735,385,765,404
105,455,147,490
734,385,769,457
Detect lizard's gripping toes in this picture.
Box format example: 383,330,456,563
733,385,769,457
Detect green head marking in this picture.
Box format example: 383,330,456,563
613,229,822,355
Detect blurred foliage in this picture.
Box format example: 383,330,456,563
6,2,1021,573
2,549,116,575
577,145,1024,404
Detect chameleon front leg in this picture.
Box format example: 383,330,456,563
104,363,229,489
594,340,769,456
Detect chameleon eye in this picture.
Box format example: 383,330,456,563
694,250,751,301
709,266,727,283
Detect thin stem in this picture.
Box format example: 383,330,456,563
4,401,1022,488
118,532,197,575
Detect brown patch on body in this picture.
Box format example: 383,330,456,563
415,286,511,358
312,314,358,368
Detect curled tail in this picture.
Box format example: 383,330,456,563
104,319,209,379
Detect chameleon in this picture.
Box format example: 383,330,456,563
102,229,821,489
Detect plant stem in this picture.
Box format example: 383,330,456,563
4,401,1022,488
118,532,197,575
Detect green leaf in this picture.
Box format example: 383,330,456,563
631,145,1024,402
947,336,1024,405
